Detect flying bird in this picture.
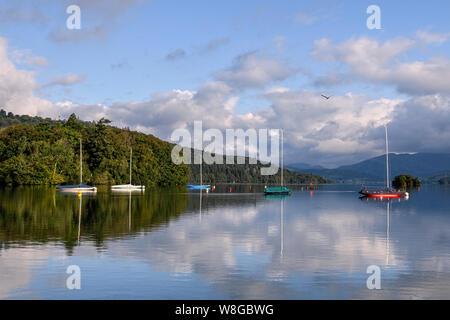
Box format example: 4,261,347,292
321,94,332,100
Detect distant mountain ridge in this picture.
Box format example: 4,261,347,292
289,153,450,183
286,162,324,170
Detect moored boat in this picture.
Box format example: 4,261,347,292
56,183,97,193
187,184,210,190
111,147,145,192
111,184,145,191
359,187,408,198
188,149,210,191
56,138,97,193
264,129,291,196
359,125,408,198
264,186,291,195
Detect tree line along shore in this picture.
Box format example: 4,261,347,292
0,110,328,186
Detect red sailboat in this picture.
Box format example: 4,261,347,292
359,125,409,199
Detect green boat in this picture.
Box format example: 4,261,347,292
264,186,291,195
264,129,291,196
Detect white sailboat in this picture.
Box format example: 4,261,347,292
56,138,97,193
111,147,145,191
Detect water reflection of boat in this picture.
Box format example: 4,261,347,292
77,193,82,244
56,138,97,193
359,125,408,198
111,190,138,231
359,195,408,202
264,193,291,200
360,197,405,266
111,147,145,191
281,196,284,257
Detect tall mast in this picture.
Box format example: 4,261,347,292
129,147,132,185
281,129,284,187
80,138,82,185
200,149,203,186
385,125,389,189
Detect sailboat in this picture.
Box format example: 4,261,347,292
111,147,145,191
264,129,291,195
359,125,408,198
188,149,211,191
56,138,97,193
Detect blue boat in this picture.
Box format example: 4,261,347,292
188,184,211,190
188,149,210,191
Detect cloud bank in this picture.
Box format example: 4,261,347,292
1,33,450,167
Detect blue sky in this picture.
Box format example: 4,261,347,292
1,0,450,167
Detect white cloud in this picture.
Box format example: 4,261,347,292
47,0,145,43
214,51,296,89
416,30,450,45
2,35,450,168
389,94,450,153
42,73,87,87
0,37,53,116
311,35,450,95
293,12,318,25
9,48,48,67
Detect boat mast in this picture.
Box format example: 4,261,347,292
80,138,82,185
200,149,203,186
281,129,284,187
129,147,132,185
385,125,390,189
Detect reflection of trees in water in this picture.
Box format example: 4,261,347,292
186,192,263,213
0,186,188,251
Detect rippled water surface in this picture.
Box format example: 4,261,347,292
0,184,449,299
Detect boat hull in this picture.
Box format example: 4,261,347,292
56,185,97,193
187,184,211,190
111,184,145,191
359,191,406,198
264,187,291,195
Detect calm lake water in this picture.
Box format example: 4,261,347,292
0,184,449,299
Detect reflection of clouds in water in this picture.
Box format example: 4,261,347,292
1,191,449,299
0,247,55,299
101,195,449,298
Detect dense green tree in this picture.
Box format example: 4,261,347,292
0,110,328,186
0,113,189,186
392,174,421,189
188,155,329,184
